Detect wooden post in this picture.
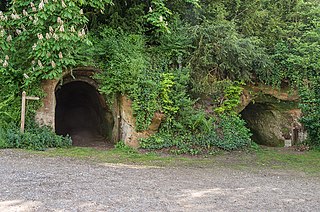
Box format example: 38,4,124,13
112,94,121,143
20,91,40,133
20,91,26,133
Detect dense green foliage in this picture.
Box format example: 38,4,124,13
0,124,71,150
140,113,251,154
1,0,319,151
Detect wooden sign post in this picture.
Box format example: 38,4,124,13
20,91,40,133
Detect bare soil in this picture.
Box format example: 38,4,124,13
0,149,319,211
69,129,112,149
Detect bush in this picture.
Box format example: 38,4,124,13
1,125,71,151
299,78,320,147
140,76,252,154
212,114,252,150
140,113,252,154
0,127,9,148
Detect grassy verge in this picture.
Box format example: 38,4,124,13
29,145,320,176
33,147,216,168
254,147,320,175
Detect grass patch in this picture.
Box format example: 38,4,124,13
33,147,218,168
29,145,320,176
254,147,320,175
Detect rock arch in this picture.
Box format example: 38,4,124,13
35,67,163,147
239,85,307,147
55,81,113,146
35,68,120,146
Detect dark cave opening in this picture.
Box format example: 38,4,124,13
240,103,269,145
240,102,286,147
55,81,112,146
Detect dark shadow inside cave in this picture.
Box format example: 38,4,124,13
55,81,113,146
241,103,269,145
240,102,286,147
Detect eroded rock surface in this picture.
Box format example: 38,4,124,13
240,85,305,147
120,96,164,148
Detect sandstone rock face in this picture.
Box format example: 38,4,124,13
240,85,306,147
242,102,290,146
35,79,59,129
119,96,164,148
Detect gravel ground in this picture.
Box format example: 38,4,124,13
0,149,319,212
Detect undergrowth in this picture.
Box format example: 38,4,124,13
140,113,252,155
0,124,71,151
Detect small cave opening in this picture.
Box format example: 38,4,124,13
240,102,286,147
55,81,113,146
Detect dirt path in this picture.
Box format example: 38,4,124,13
70,129,110,148
0,149,319,211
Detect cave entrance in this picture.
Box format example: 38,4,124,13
55,81,113,147
240,103,274,146
240,101,293,147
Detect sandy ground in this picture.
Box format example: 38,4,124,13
0,149,319,212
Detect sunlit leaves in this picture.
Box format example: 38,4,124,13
0,0,108,84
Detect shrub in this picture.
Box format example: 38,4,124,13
0,127,9,148
1,125,71,151
140,113,252,154
299,78,320,147
213,114,252,150
140,77,252,154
